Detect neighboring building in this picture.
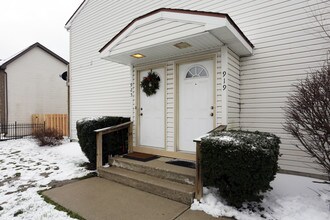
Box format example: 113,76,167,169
65,0,329,178
0,42,68,124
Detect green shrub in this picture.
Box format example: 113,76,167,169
33,128,63,146
201,130,280,207
76,116,130,168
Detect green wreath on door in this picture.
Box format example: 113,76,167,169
140,70,160,96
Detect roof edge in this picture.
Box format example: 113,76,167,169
0,42,69,69
65,0,88,30
99,8,254,53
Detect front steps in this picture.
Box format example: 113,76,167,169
98,156,195,205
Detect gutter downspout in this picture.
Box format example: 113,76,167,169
67,64,70,139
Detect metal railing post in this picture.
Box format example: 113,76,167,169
14,121,17,139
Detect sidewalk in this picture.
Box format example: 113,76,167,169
43,177,231,220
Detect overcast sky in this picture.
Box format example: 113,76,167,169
0,0,83,61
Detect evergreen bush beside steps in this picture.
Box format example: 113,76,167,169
201,130,280,208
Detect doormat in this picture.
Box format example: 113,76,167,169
165,160,196,169
123,152,159,162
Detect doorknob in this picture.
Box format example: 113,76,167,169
140,113,143,116
141,107,143,110
210,113,214,117
211,106,214,110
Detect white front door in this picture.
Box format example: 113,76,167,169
179,60,214,152
139,68,165,148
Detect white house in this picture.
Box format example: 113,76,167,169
65,0,329,179
0,42,68,124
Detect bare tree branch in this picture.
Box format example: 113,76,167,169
284,59,330,180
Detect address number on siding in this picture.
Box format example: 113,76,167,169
223,71,227,91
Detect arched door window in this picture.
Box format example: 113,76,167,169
185,65,209,79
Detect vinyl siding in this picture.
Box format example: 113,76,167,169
69,0,329,177
6,47,67,124
227,49,240,129
166,62,175,151
131,67,137,147
215,52,222,126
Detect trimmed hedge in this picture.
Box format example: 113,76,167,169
76,116,130,168
201,130,280,207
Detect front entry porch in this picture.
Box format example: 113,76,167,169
95,8,253,205
99,8,253,158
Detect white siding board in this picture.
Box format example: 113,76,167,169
166,61,175,151
215,52,222,126
241,97,288,104
280,165,325,176
241,47,329,65
240,61,325,75
241,73,312,84
241,42,324,61
250,39,328,56
254,35,327,50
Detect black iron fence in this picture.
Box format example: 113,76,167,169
0,122,45,141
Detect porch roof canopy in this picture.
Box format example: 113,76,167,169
99,8,254,66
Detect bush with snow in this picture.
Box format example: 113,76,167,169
201,130,280,207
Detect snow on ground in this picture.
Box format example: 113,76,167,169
0,139,91,220
1,138,329,220
192,173,330,220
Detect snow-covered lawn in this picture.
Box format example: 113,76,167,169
0,138,329,220
0,139,90,219
192,174,330,220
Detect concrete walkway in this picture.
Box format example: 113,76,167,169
43,177,231,220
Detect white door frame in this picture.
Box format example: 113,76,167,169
175,56,217,152
136,65,167,149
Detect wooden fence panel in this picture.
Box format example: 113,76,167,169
32,114,68,136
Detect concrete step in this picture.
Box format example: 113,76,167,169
109,157,195,185
99,166,195,205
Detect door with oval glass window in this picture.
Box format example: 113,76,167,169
139,68,165,149
178,60,214,152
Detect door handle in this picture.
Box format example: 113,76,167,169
210,113,214,117
211,106,214,110
140,113,143,116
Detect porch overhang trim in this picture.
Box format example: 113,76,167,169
99,8,254,66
